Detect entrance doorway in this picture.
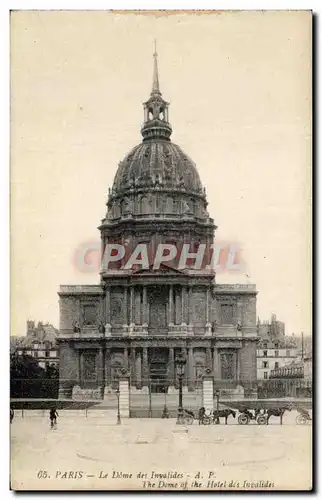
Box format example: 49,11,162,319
149,348,169,393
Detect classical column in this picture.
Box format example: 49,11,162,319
168,347,175,387
205,287,212,335
213,348,221,381
175,288,181,325
130,347,136,386
123,347,129,369
142,286,147,324
129,286,135,334
142,347,149,387
206,287,209,323
188,346,194,391
236,350,240,383
135,288,141,324
105,286,111,325
168,285,174,325
181,287,186,324
206,347,213,370
237,298,243,324
105,348,112,388
188,285,193,325
135,350,142,389
123,286,128,325
78,351,82,387
97,347,104,392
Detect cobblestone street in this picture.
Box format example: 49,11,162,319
11,410,312,491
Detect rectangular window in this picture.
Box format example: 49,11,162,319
275,362,279,369
263,350,268,357
220,352,234,380
262,361,268,368
275,350,279,357
83,304,97,325
264,372,268,380
221,304,234,325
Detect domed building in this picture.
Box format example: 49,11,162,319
58,51,259,403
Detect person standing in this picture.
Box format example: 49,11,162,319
49,407,58,429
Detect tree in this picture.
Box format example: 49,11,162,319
10,353,59,398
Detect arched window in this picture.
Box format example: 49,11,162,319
121,198,130,215
166,197,174,213
140,196,151,214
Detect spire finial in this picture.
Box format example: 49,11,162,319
152,39,160,95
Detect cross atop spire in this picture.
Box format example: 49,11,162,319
152,39,161,95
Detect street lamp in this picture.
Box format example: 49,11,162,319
116,380,121,425
148,378,152,418
175,350,187,425
214,389,220,424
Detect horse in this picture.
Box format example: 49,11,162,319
265,407,291,425
212,409,236,425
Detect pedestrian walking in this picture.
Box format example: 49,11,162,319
49,407,58,429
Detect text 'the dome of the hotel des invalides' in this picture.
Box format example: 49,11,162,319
58,48,259,400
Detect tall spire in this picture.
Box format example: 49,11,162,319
141,42,172,141
152,39,161,95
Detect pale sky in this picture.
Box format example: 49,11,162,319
10,10,312,336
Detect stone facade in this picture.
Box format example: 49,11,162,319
57,51,259,399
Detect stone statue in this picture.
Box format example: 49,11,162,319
73,321,81,333
237,320,242,332
211,320,217,333
98,321,106,334
182,200,192,214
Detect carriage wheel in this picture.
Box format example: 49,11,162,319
203,416,212,425
238,413,250,425
257,415,267,425
185,415,194,425
296,414,308,425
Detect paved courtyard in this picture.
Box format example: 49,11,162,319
11,409,312,491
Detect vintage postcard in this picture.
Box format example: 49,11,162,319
10,10,312,491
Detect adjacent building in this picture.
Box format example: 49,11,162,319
257,336,298,380
13,320,59,369
257,314,285,339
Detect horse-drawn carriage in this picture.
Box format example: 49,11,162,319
180,399,312,426
294,406,312,425
222,400,294,425
181,402,292,426
223,400,312,425
181,407,236,425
